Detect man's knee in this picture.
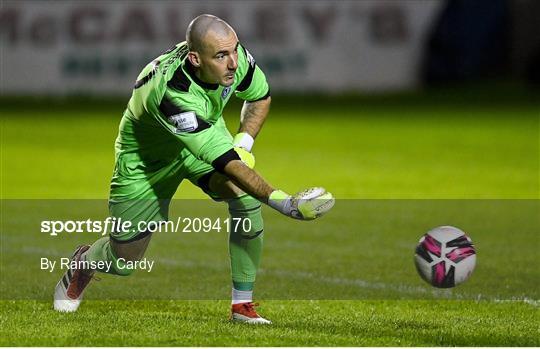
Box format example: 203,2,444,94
228,194,261,212
110,234,152,276
228,195,264,240
204,171,245,200
199,172,263,238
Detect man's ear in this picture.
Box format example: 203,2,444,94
188,52,200,67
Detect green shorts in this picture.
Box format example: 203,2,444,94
108,147,217,242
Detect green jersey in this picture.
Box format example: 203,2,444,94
110,42,269,202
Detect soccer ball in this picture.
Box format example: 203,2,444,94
414,226,476,288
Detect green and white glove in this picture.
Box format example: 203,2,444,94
233,132,255,168
234,146,255,169
268,187,335,220
233,132,254,152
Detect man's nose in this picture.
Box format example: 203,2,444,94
228,55,238,70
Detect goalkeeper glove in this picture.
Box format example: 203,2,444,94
234,146,255,169
233,132,254,152
233,132,255,169
268,187,335,220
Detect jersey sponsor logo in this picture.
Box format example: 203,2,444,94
169,111,198,133
221,86,232,99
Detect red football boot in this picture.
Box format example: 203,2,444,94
231,302,271,324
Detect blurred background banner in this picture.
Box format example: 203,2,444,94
1,0,445,94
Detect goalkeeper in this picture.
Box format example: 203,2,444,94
53,14,334,324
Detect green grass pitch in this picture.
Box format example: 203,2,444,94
1,90,538,346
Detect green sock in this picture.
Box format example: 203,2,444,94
228,195,264,291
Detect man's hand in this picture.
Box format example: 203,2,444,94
268,187,335,220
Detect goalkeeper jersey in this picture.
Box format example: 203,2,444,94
115,41,269,172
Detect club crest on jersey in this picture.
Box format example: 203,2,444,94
169,111,198,133
221,86,232,99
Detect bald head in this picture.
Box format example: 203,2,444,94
186,14,236,53
185,15,239,87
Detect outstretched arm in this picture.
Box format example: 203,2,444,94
223,160,274,202
222,159,334,220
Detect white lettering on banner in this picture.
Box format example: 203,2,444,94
0,0,443,93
